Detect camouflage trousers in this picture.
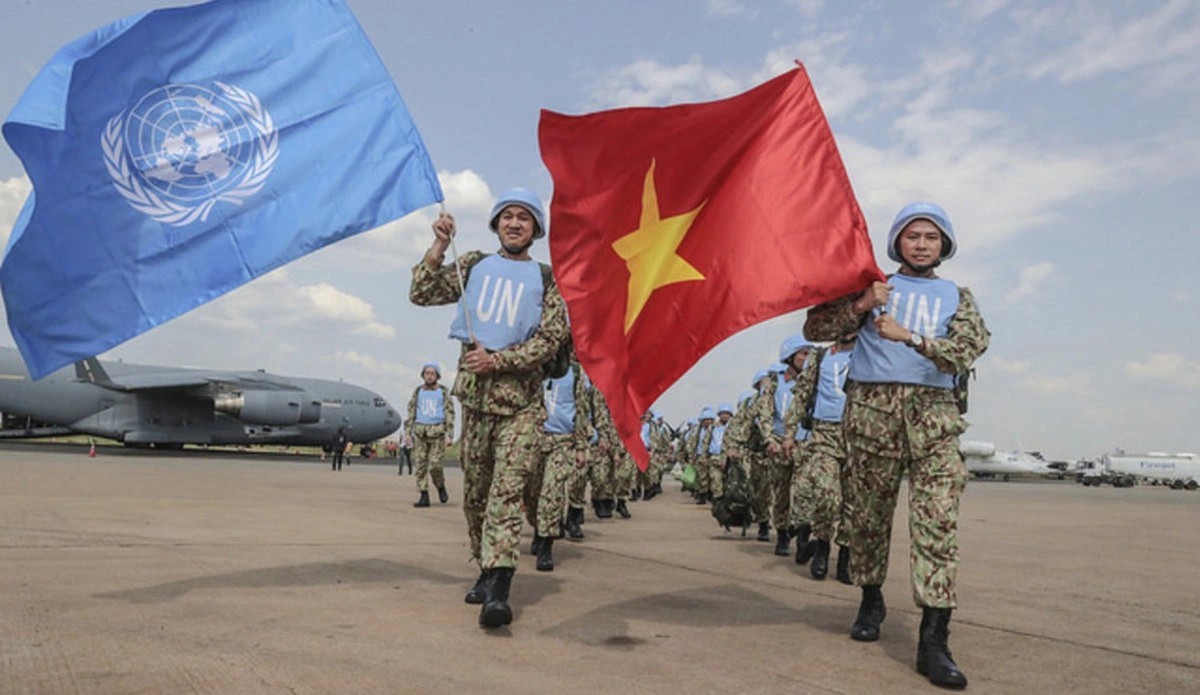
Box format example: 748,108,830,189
613,447,636,500
790,421,843,541
410,423,447,492
786,439,811,529
747,450,771,524
588,444,615,501
460,404,543,570
768,445,794,531
534,434,581,537
568,446,591,510
708,454,727,499
842,381,970,608
694,454,712,497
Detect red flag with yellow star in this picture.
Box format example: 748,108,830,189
539,65,882,470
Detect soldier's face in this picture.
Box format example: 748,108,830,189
422,368,438,385
497,205,536,253
898,219,944,268
719,412,731,424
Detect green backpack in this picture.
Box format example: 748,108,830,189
711,461,753,534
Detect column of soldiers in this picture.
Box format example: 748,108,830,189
668,202,986,690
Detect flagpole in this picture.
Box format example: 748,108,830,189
440,203,477,346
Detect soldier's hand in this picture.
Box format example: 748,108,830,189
874,312,910,343
767,439,781,455
853,281,892,314
432,211,456,242
783,439,795,457
463,345,497,374
444,435,453,446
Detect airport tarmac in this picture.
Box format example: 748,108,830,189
1,444,1197,694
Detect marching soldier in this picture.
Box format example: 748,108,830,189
753,336,813,556
410,188,569,629
805,202,988,688
404,362,455,507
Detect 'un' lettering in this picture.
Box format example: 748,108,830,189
475,275,527,328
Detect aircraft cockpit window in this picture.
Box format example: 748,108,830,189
374,397,387,408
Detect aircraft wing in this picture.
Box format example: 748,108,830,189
75,357,301,393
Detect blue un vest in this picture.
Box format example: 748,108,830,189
850,274,959,388
449,255,544,351
543,369,576,434
813,350,851,423
415,387,445,425
641,422,651,448
774,372,809,440
709,423,726,455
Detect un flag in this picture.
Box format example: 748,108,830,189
1,0,443,379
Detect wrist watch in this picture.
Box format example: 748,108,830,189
907,332,924,348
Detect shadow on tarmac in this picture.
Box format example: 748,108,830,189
94,558,463,604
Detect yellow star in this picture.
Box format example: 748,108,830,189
611,160,707,333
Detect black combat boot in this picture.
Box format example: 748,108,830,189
615,499,631,519
536,536,554,572
437,485,449,504
530,534,543,556
597,499,614,518
757,521,771,542
793,523,814,564
565,507,584,540
413,490,430,508
464,569,488,604
850,585,886,641
773,527,791,556
835,544,852,585
810,540,831,579
631,486,642,501
644,484,660,501
917,607,968,689
478,568,514,628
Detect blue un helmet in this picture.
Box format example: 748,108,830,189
699,406,716,421
421,362,441,378
886,202,957,264
752,368,769,388
768,361,788,375
717,403,734,415
779,333,812,364
489,187,547,239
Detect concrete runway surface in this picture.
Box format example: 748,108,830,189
1,443,1197,694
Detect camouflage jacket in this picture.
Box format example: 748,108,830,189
410,250,570,416
589,386,620,448
783,349,825,440
404,383,456,434
804,279,990,456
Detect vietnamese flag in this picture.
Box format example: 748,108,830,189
538,65,883,470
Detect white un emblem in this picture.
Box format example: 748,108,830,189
102,82,278,227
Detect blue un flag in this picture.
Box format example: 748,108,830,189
1,0,443,379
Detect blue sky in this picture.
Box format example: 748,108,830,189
2,0,1198,461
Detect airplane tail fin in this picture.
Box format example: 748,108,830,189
75,357,115,387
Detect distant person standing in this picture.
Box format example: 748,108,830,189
410,188,569,629
805,202,988,689
330,427,348,471
405,362,456,508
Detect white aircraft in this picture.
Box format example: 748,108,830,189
960,441,1053,480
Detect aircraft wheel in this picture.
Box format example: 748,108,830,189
1186,480,1198,491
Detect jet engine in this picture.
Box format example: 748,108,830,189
959,440,997,458
214,391,322,425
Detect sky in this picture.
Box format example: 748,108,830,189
1,0,1198,462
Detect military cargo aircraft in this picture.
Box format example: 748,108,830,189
0,346,399,448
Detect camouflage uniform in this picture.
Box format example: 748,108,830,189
805,287,988,608
404,384,455,493
410,250,569,570
783,356,838,537
588,390,618,507
533,363,593,537
751,376,794,532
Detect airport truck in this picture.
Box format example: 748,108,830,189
1077,452,1199,490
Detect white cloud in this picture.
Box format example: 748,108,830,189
783,0,825,17
707,0,751,18
1004,261,1055,304
1016,372,1095,396
585,57,743,109
987,356,1030,374
189,269,392,338
1023,0,1200,84
0,175,32,250
1125,353,1200,390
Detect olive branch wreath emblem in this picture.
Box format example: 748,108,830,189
101,82,279,227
